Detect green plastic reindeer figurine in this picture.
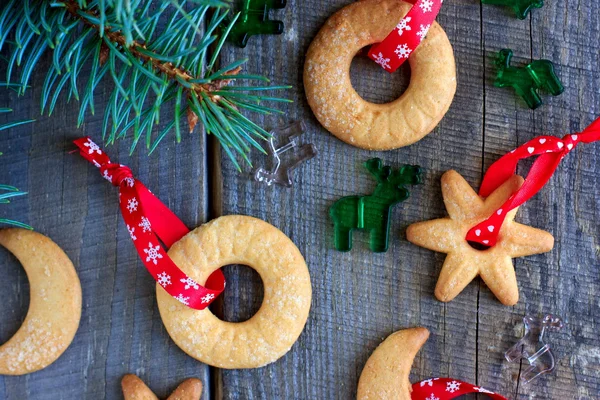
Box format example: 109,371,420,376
481,0,544,19
329,159,421,253
494,49,564,109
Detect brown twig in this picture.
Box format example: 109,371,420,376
62,0,240,100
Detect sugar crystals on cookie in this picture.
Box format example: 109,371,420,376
406,170,554,306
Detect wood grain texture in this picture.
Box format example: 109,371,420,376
0,53,211,399
217,0,600,399
217,0,484,398
0,0,599,399
479,0,600,398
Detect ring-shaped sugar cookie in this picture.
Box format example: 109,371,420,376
157,215,312,369
304,0,456,150
0,229,82,375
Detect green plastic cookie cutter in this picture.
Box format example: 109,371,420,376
329,158,422,253
481,0,544,20
227,0,286,48
494,49,564,109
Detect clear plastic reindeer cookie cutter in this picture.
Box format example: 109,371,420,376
253,121,317,187
505,314,564,384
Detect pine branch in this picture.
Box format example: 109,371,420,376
0,0,291,169
0,102,33,229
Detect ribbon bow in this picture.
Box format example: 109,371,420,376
466,117,600,247
368,0,443,73
74,137,225,309
412,378,507,399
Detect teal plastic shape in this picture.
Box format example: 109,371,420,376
494,49,564,109
329,159,421,253
228,0,286,48
481,0,544,19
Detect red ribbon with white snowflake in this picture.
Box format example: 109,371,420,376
466,117,600,247
74,137,225,309
412,378,507,399
368,0,443,73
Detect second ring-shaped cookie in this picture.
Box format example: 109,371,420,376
157,215,312,369
304,0,456,150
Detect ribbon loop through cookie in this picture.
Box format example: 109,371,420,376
466,116,600,247
74,137,225,310
412,378,507,399
368,0,443,73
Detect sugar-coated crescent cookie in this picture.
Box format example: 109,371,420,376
157,215,312,369
0,228,82,375
304,0,456,150
357,327,430,400
121,374,203,400
406,171,554,306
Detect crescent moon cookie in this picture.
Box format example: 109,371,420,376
357,327,429,400
157,215,312,369
0,228,82,375
304,0,456,150
406,171,554,306
121,374,203,400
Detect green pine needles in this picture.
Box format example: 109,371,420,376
0,104,34,229
0,0,291,169
0,185,31,229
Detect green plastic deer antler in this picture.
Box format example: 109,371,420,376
365,158,391,182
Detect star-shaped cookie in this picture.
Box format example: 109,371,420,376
406,170,554,306
121,374,202,400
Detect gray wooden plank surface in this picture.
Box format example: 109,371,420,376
1,0,599,399
0,53,212,399
218,0,484,398
217,0,600,399
478,0,600,398
477,2,539,399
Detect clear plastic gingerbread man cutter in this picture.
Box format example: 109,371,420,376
505,314,564,384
